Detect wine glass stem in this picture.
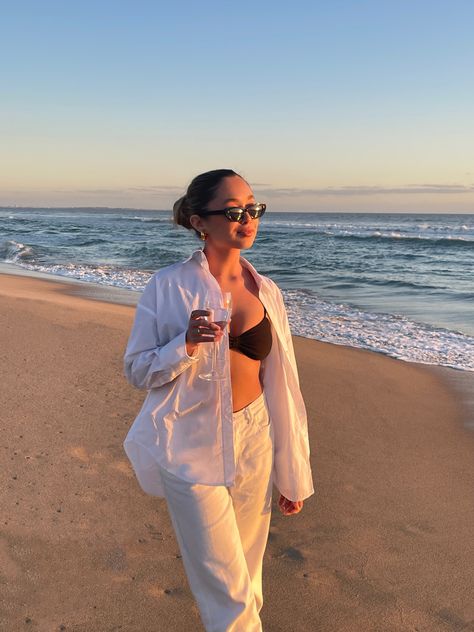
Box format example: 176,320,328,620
212,335,218,373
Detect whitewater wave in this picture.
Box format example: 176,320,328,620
2,248,472,372
282,289,474,372
119,216,172,223
269,220,474,244
0,240,35,262
2,259,152,289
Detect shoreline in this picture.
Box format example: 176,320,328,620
2,261,473,430
1,271,474,630
0,261,140,306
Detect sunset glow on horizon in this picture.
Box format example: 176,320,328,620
2,1,473,213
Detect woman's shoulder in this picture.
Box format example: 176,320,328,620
142,256,198,295
259,273,283,299
240,255,281,296
150,253,197,281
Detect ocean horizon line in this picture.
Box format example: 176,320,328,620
2,206,474,216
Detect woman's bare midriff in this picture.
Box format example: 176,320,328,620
229,349,263,412
219,269,266,413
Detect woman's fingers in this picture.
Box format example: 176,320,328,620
190,309,211,319
187,311,223,344
278,495,303,515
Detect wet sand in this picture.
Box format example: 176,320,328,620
1,272,473,632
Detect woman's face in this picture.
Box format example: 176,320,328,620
191,176,260,250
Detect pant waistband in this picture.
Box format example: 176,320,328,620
232,391,267,420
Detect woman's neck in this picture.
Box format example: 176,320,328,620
202,245,243,283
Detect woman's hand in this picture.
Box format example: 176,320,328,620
186,309,224,355
278,494,303,516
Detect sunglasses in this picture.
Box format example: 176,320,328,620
198,203,266,224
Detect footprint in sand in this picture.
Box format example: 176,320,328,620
68,445,101,474
69,446,89,463
435,607,473,631
110,573,129,584
109,460,133,477
146,585,184,599
275,546,305,561
397,521,435,536
144,523,166,541
0,538,21,580
91,450,107,461
303,567,339,589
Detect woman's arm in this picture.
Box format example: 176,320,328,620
123,275,199,390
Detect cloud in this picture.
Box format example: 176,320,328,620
49,185,185,195
8,182,474,199
251,183,474,197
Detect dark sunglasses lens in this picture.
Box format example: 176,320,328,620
226,209,244,222
247,204,265,218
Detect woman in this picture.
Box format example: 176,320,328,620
123,169,314,631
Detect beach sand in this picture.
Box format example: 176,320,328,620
1,272,473,632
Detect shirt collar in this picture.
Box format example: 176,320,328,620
188,248,263,290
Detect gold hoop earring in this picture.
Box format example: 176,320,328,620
200,231,207,241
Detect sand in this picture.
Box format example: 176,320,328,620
1,272,473,632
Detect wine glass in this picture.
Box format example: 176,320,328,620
223,291,232,316
198,291,232,381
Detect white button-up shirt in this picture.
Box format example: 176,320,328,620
123,248,314,502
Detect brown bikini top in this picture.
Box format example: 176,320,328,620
228,307,272,361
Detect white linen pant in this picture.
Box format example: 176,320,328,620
159,391,274,632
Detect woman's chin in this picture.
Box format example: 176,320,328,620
233,234,256,247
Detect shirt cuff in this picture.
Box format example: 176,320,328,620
160,329,200,368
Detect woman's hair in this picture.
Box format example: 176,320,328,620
173,168,245,238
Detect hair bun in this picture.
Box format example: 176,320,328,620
172,195,191,228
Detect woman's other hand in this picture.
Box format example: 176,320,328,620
278,494,303,516
185,309,224,356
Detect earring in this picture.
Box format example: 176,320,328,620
200,231,207,241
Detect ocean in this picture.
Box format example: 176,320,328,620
1,207,473,372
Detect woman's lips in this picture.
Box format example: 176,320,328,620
237,230,254,237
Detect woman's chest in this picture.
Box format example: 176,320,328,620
221,271,265,337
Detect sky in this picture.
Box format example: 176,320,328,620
1,0,473,212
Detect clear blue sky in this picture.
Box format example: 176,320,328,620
1,0,473,211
